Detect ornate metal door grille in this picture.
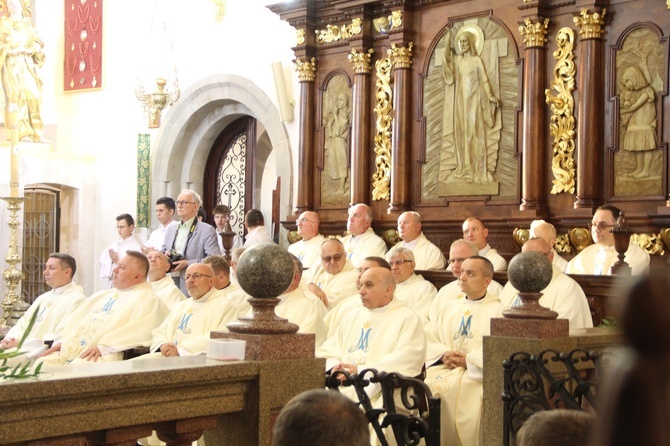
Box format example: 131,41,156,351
22,187,60,303
216,130,246,240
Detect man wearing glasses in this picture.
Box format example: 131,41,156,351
148,263,238,358
288,211,325,271
500,238,593,329
162,189,221,294
305,239,358,310
425,239,503,325
566,205,650,275
387,246,436,320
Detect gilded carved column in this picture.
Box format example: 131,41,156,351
348,48,374,205
388,43,413,214
294,57,317,214
519,18,549,212
573,8,607,209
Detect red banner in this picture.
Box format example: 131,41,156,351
64,0,102,92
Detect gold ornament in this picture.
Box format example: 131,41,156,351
348,48,374,74
294,57,316,82
372,57,393,201
518,18,549,48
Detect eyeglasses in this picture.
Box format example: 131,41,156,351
589,222,615,231
296,217,315,224
176,200,196,206
116,225,128,230
184,273,212,281
448,258,466,265
389,260,413,267
321,253,345,263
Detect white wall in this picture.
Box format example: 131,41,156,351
0,0,300,296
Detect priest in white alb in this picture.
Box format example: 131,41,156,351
340,203,388,267
147,250,186,310
424,256,504,446
388,246,437,320
40,251,169,364
390,211,446,270
305,238,358,310
288,211,325,272
0,253,86,358
317,267,426,400
147,263,238,357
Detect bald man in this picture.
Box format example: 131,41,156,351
388,246,437,320
500,238,593,329
317,267,426,400
288,211,325,271
391,211,446,270
147,250,186,310
340,203,388,267
41,251,170,364
305,238,359,310
462,217,507,271
530,220,568,272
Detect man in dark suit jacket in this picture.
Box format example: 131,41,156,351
162,189,221,294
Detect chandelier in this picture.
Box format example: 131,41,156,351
134,3,180,128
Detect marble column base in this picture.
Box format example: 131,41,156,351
490,317,569,338
212,331,315,360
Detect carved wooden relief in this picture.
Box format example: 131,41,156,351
321,73,352,205
613,25,665,197
421,17,520,201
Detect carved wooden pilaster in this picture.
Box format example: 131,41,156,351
349,48,374,205
519,18,549,212
294,57,317,214
573,8,607,209
388,43,413,214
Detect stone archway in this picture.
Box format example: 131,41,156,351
150,74,293,241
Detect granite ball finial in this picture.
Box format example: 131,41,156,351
236,243,294,299
507,251,553,293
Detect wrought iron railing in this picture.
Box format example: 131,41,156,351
501,348,607,445
326,367,440,446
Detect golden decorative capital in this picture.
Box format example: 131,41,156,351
349,48,374,74
294,57,316,82
296,28,306,46
573,8,607,40
388,42,413,69
518,18,549,48
315,18,362,44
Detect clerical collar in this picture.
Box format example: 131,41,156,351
468,293,487,302
52,281,73,295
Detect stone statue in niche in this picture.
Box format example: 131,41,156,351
321,75,351,204
614,27,664,197
439,24,502,196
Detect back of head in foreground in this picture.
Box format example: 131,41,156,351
516,409,594,446
272,388,369,446
589,274,670,446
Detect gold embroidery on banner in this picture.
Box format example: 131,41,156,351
573,8,606,40
372,57,393,201
294,57,316,82
518,18,549,48
315,18,362,44
630,233,665,256
546,27,577,194
348,48,374,74
296,28,306,46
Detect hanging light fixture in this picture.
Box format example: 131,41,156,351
134,2,180,128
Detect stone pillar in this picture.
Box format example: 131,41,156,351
518,18,549,212
573,8,607,209
294,57,317,214
348,48,374,205
388,43,413,214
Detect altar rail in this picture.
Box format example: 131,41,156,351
0,355,324,446
420,270,627,326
